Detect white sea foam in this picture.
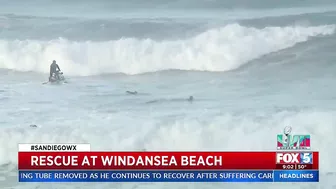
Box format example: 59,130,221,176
0,24,334,75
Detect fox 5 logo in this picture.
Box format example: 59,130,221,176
277,152,312,164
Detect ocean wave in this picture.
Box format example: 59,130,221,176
0,109,335,170
0,23,334,75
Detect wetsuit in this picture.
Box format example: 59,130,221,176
50,62,60,80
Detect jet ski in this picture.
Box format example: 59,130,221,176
48,71,66,84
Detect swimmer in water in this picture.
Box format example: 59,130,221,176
126,91,137,95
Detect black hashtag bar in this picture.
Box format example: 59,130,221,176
31,145,34,150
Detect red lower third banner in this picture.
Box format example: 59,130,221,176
18,152,319,170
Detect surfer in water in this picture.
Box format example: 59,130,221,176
126,91,138,95
49,60,61,81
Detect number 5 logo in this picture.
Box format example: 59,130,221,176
300,153,312,164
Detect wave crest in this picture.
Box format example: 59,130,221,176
0,23,334,75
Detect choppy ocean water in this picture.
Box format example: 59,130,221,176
0,0,336,188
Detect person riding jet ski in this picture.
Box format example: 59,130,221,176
49,60,61,82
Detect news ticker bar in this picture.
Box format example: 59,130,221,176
18,170,319,182
18,152,319,170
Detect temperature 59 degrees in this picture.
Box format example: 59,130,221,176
276,152,312,164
